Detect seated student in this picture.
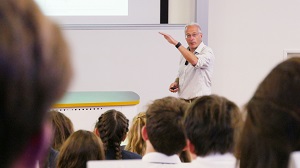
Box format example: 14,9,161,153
95,109,142,160
238,57,300,168
124,111,192,162
142,96,189,164
56,130,105,168
184,95,243,168
48,148,59,168
0,0,72,168
39,110,74,168
125,112,147,156
49,110,74,151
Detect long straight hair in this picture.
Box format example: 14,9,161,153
239,57,300,168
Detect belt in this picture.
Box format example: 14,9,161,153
181,97,198,103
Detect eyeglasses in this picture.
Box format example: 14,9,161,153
185,33,200,39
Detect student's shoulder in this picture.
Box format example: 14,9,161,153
122,150,142,159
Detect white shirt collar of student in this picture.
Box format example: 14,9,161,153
142,152,182,164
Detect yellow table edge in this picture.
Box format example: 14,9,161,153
53,100,140,108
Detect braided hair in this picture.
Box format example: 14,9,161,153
96,109,129,160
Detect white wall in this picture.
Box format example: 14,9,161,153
208,0,300,108
196,0,208,44
62,25,186,113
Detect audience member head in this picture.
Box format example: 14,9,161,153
49,110,74,151
142,96,188,156
57,130,105,168
95,109,129,160
0,0,72,167
184,95,242,157
125,112,146,156
239,57,300,168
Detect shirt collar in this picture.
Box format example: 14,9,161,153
194,42,205,54
142,152,182,164
194,152,236,161
187,42,205,54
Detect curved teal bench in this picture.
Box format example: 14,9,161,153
54,91,140,108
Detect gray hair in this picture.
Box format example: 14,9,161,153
184,22,202,34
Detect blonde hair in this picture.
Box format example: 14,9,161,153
125,112,146,156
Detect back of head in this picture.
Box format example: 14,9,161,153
184,95,242,156
96,109,129,159
57,130,105,168
0,0,72,167
125,112,146,156
239,57,300,168
49,110,74,151
146,96,188,156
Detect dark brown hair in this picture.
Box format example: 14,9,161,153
0,0,72,167
57,130,105,168
184,95,242,156
49,110,74,151
146,96,188,156
95,109,129,160
239,57,300,168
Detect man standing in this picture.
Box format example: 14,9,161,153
160,23,215,103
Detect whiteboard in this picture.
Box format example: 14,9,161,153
36,0,160,24
35,0,128,16
62,25,187,112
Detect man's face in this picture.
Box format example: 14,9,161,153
185,25,202,51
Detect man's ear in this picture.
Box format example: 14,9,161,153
93,127,100,137
199,33,203,38
141,126,148,141
187,139,196,154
